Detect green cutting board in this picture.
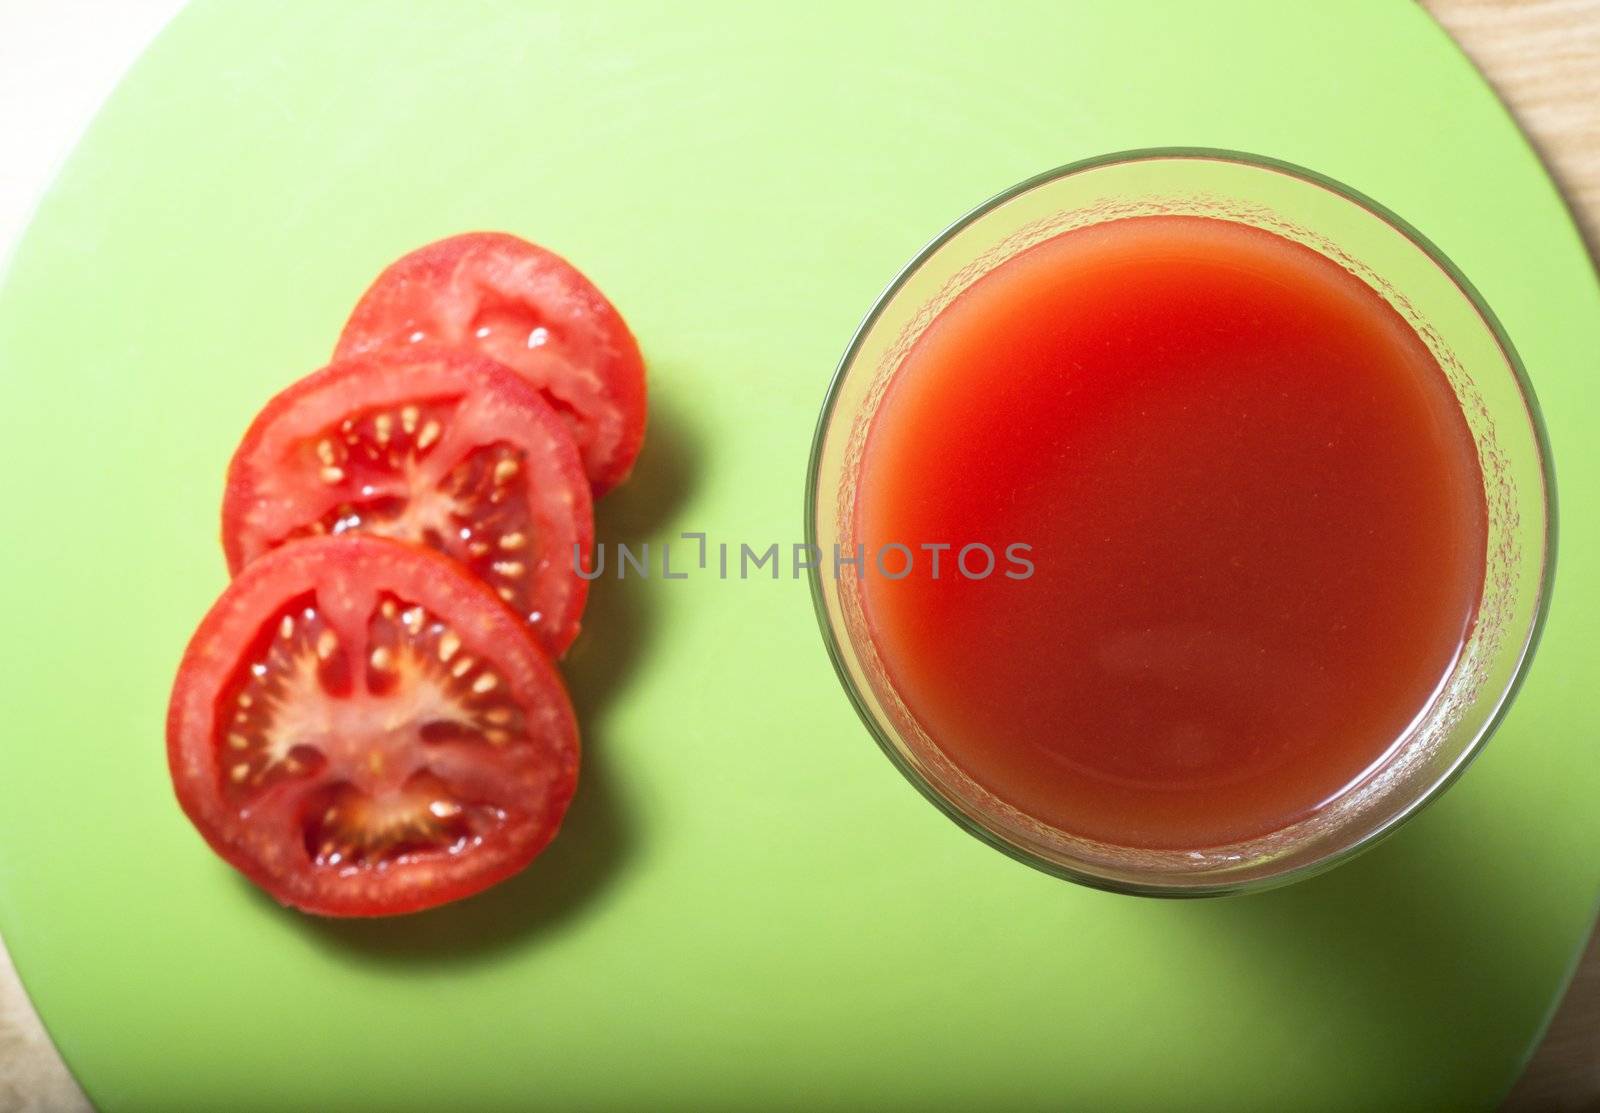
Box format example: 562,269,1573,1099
1,2,1597,1109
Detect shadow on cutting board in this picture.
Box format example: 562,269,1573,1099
1167,746,1569,1106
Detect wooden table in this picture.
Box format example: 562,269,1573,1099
0,3,1595,1110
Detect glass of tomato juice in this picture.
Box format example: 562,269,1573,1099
807,149,1553,895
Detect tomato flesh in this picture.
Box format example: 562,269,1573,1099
334,233,647,494
222,350,592,656
169,536,579,917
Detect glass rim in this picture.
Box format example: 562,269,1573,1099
802,146,1558,898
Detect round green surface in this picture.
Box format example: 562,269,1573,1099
1,2,1596,1109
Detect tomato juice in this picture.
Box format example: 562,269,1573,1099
857,215,1486,850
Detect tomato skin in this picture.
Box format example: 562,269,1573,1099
335,232,647,495
220,348,593,657
167,535,579,917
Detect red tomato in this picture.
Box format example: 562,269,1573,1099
335,233,647,495
168,535,579,917
221,349,592,657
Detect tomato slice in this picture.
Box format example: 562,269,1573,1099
222,349,592,656
168,536,579,917
334,233,647,495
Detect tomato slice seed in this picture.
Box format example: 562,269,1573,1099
300,774,506,869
